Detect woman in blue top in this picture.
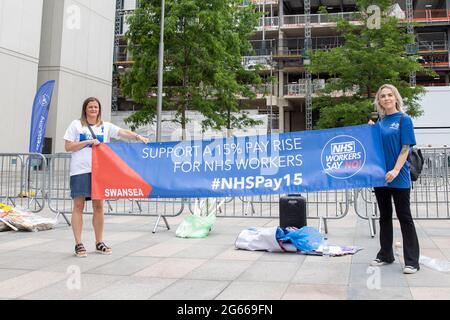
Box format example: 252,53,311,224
369,84,420,274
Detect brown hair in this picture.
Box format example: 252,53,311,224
80,97,103,126
373,84,404,118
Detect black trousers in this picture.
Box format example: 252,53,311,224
374,187,420,269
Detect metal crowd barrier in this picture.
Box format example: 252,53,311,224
0,153,46,213
46,152,351,234
2,146,449,236
187,189,351,234
354,147,450,237
45,153,184,232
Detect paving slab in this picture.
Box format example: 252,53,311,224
21,273,124,300
0,271,67,299
150,279,230,300
86,277,177,300
291,260,351,286
348,285,413,300
133,257,207,278
88,256,162,276
184,259,253,281
409,287,450,300
282,284,348,300
0,206,449,300
215,281,288,300
237,261,300,282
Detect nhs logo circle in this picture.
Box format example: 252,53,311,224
321,135,366,179
39,93,50,108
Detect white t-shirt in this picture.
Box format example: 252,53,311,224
64,120,121,176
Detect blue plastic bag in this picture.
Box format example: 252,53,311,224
276,226,324,252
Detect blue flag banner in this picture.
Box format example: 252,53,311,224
92,124,387,199
29,80,55,153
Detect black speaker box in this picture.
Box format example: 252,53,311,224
279,194,307,229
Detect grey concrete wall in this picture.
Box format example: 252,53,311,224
0,0,44,152
38,0,115,153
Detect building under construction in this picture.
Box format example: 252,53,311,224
113,0,450,135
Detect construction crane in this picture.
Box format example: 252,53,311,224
304,0,313,130
406,0,416,87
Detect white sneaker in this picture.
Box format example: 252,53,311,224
403,266,418,274
370,258,391,267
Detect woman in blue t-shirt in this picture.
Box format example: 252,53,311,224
368,84,420,274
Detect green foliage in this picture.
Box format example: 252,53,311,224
308,0,434,129
121,0,262,133
313,97,374,128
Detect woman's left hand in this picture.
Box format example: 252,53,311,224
137,135,149,144
385,169,400,183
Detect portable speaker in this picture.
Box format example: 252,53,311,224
279,194,307,229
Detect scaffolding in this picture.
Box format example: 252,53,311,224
406,0,416,87
112,1,136,112
304,0,313,131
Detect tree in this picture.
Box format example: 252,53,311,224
308,0,435,129
121,0,262,137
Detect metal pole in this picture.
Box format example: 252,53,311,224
269,55,273,133
262,0,266,53
156,0,165,142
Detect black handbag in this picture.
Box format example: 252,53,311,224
399,114,424,182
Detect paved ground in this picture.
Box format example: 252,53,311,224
0,207,450,300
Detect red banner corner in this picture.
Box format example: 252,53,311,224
92,144,153,199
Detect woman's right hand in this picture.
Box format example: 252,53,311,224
86,139,100,146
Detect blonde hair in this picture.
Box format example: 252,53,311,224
374,84,404,118
80,97,103,126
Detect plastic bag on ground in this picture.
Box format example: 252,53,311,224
175,213,216,238
277,226,324,253
235,227,284,252
315,244,363,256
235,226,362,256
176,198,223,238
2,207,57,232
420,256,450,273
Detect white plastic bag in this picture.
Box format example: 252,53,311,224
420,256,450,273
235,227,285,252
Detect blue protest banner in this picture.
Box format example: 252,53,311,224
92,124,387,199
29,80,55,153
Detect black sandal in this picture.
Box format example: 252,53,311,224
96,242,112,255
75,243,87,258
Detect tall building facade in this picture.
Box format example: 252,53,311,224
240,0,450,132
0,0,115,153
113,0,450,143
0,0,44,153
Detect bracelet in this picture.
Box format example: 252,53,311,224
135,134,140,141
